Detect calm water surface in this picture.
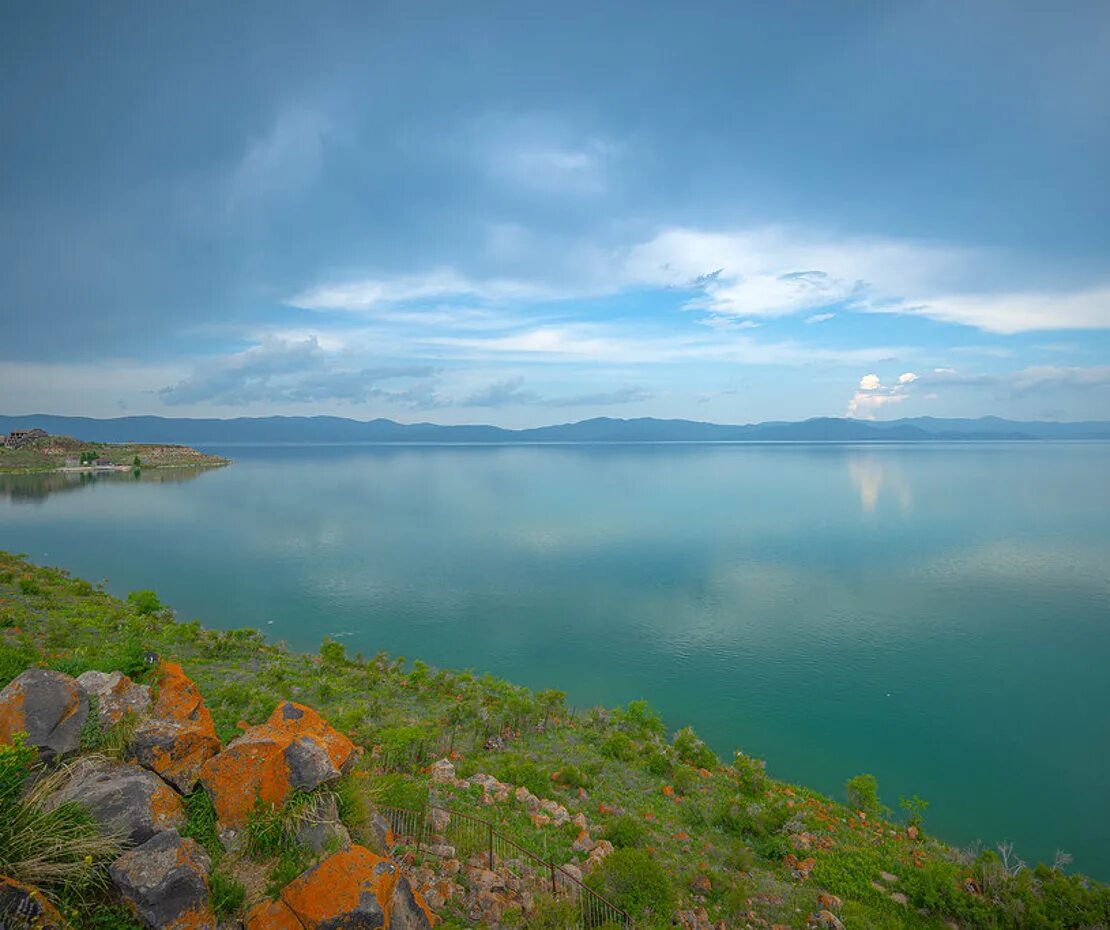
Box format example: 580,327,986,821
2,443,1108,877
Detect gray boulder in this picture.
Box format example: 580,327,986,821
47,757,185,845
284,735,340,790
0,668,88,761
76,670,151,726
110,829,215,929
293,792,351,854
391,877,434,929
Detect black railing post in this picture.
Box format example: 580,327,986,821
488,821,494,870
550,862,557,894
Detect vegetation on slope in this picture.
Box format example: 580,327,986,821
0,550,1107,929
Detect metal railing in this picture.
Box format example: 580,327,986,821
379,804,633,928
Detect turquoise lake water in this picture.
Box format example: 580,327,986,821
2,442,1108,878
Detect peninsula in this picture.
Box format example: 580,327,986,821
0,429,229,475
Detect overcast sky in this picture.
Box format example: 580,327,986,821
2,1,1109,425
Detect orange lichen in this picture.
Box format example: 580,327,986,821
199,701,357,828
281,846,398,928
263,702,357,771
150,780,185,829
246,899,305,930
0,686,28,743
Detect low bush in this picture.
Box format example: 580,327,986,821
586,848,674,926
604,814,649,848
671,726,717,770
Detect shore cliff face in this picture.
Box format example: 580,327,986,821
1,551,1108,930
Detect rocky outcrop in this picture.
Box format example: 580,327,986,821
76,670,151,726
0,668,88,761
281,846,395,928
0,875,68,929
129,663,220,794
109,829,214,930
46,757,185,845
198,701,357,830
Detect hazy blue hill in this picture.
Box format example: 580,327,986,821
5,412,1109,444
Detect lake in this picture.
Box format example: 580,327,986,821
2,442,1108,878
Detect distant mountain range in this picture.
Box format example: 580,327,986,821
3,413,1110,444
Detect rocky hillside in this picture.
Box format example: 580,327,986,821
0,435,229,474
0,551,1108,929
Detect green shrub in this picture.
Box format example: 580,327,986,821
320,637,347,665
18,576,41,596
586,848,674,924
525,893,579,929
491,758,549,797
671,726,717,770
604,814,648,848
899,793,929,829
210,871,246,918
554,764,590,790
126,590,162,616
731,752,769,795
617,700,665,739
601,732,636,761
845,773,886,816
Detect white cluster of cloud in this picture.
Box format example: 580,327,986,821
288,224,1110,334
847,371,919,418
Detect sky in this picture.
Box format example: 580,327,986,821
2,1,1109,426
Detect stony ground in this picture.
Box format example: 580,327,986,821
0,550,1107,929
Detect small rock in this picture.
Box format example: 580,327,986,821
817,892,843,911
880,870,899,883
430,758,456,784
76,670,151,726
47,757,185,845
690,873,712,896
0,668,89,761
391,876,435,929
370,812,395,852
0,876,68,929
429,806,451,834
890,892,909,906
810,910,845,930
110,829,214,930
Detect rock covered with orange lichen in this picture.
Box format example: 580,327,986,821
109,829,214,930
245,845,433,929
129,662,220,793
198,701,358,831
0,875,69,929
45,757,185,846
76,670,151,726
0,668,89,762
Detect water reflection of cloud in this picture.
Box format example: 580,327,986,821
847,454,913,515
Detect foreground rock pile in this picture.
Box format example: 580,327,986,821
0,664,435,930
